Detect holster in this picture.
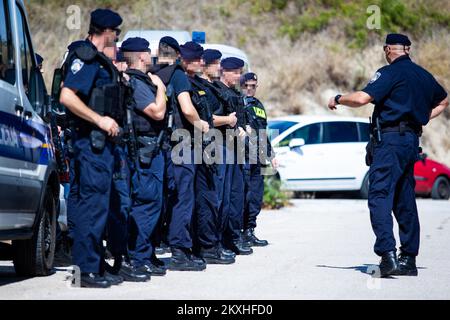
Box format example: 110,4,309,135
365,136,375,167
137,136,159,166
90,130,106,152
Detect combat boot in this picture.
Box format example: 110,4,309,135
229,240,253,256
242,229,269,247
379,251,399,277
79,273,111,288
168,247,206,271
200,247,235,265
112,256,150,282
396,253,418,276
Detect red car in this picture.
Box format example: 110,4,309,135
414,154,450,200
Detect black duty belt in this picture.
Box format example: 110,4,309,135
379,122,422,137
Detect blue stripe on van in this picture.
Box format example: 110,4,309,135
0,110,52,165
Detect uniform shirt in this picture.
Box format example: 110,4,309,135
362,55,448,127
169,69,194,132
63,40,112,105
130,76,163,135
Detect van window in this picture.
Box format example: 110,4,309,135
278,123,322,147
322,122,359,143
15,3,37,108
0,0,15,85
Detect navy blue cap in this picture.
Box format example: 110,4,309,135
240,72,257,86
35,54,43,65
180,41,204,60
159,36,180,53
221,57,244,70
121,37,151,52
202,49,222,64
90,9,122,30
385,33,411,46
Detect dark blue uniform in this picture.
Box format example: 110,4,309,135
167,69,197,250
64,40,115,274
126,74,165,268
362,55,447,257
243,96,269,231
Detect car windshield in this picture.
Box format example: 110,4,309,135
268,121,297,141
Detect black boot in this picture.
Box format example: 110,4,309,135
229,240,253,256
379,251,399,278
80,273,111,288
200,247,235,265
218,243,236,259
242,229,269,247
114,256,150,282
168,247,206,271
151,253,166,268
396,253,418,276
103,272,123,285
136,263,167,277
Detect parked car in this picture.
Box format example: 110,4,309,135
414,154,450,200
268,115,450,200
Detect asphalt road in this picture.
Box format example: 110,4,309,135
1,199,449,300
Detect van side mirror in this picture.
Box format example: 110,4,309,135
289,138,305,149
33,68,50,121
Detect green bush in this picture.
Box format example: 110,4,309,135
263,176,290,209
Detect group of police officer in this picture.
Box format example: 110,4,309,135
52,6,450,287
57,8,276,288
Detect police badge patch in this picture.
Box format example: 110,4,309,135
369,72,381,84
71,59,84,74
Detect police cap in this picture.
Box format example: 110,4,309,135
221,57,244,70
385,33,411,46
202,49,222,64
121,37,151,53
180,41,204,60
240,72,257,86
90,9,122,30
159,36,180,53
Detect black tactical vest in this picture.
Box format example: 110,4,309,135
126,69,160,136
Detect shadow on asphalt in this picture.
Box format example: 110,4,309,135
316,264,427,279
0,265,30,287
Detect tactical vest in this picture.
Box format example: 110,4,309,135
244,96,268,130
188,75,214,126
156,63,193,133
126,69,160,136
59,42,125,129
210,81,246,129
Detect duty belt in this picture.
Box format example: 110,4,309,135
379,122,422,137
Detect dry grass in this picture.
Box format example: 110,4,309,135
26,0,450,165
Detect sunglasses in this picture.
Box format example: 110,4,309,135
243,84,257,89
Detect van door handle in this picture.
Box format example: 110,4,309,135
15,105,24,116
24,111,33,120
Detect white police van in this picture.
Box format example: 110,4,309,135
0,0,60,276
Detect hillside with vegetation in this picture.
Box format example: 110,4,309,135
27,0,450,165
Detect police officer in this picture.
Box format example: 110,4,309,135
240,72,276,247
328,33,449,277
212,57,253,255
184,47,235,264
200,49,238,261
101,44,150,283
121,37,167,277
152,36,181,256
162,41,209,271
60,9,124,288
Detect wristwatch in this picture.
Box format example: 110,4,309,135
334,94,342,105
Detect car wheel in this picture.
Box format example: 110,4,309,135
12,187,56,276
359,174,370,199
431,176,450,200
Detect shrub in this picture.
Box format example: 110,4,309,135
263,176,290,209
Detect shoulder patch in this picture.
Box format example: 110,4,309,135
71,59,84,75
369,71,381,84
